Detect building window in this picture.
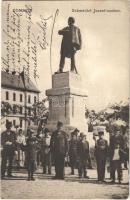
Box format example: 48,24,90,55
34,120,38,126
28,108,31,115
13,93,16,101
28,95,31,103
6,119,9,126
20,107,23,114
13,105,17,114
6,91,9,100
34,96,36,103
13,120,16,127
28,120,31,126
20,94,23,102
20,119,22,128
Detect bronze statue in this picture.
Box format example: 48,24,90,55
57,17,82,74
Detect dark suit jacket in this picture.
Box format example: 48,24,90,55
26,137,38,161
95,138,108,159
50,130,68,156
69,139,78,156
77,140,89,161
1,130,16,152
59,25,82,58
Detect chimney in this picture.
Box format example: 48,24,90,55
6,69,9,73
12,71,16,75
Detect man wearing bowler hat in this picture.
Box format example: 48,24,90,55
50,121,68,179
94,131,108,182
1,121,17,178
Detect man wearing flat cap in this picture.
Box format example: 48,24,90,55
57,17,82,73
94,131,108,182
1,121,17,179
68,128,79,175
50,121,68,179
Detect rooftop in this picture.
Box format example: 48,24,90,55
1,71,40,93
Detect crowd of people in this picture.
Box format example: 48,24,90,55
1,121,129,183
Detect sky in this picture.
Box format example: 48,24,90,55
2,0,129,111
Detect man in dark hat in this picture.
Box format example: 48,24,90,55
50,121,68,179
57,17,82,73
94,131,108,182
77,133,90,178
1,121,17,178
68,128,79,175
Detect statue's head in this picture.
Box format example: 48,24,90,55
68,17,75,26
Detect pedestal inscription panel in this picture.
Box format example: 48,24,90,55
52,71,82,89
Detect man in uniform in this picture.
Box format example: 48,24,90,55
50,121,68,179
94,131,108,182
69,128,79,175
1,121,17,178
57,17,82,73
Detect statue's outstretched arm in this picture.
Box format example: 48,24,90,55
58,27,69,35
58,30,64,35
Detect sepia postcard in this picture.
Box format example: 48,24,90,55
1,0,129,199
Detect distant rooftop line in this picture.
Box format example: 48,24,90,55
1,70,40,93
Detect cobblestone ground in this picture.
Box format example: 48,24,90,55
1,167,129,199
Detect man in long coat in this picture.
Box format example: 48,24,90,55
94,131,108,182
50,121,68,179
58,17,82,73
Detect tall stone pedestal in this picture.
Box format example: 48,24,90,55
46,71,88,133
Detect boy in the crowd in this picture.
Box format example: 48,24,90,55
110,143,126,184
16,129,26,168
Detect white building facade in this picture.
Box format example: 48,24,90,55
1,71,40,132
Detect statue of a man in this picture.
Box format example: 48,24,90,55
57,17,82,74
